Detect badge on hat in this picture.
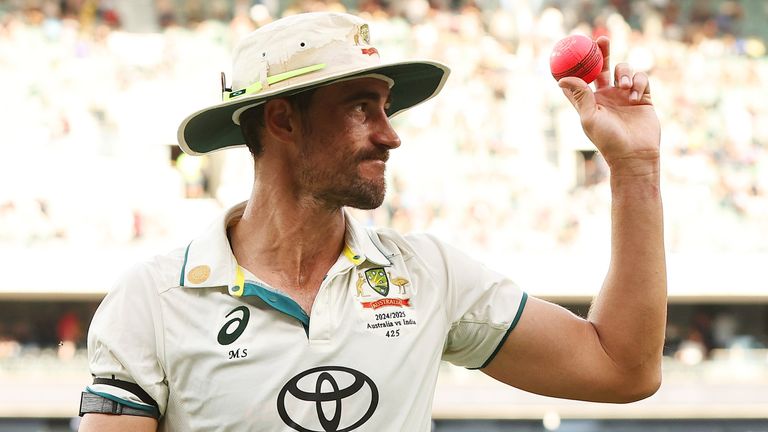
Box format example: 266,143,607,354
355,24,370,45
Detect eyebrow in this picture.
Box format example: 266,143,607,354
343,90,392,105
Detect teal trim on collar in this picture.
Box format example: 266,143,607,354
180,203,246,289
179,242,192,286
242,281,309,328
85,387,159,414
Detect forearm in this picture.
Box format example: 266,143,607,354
589,153,667,376
481,155,666,401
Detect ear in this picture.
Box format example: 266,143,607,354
263,98,298,144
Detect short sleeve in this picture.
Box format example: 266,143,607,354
85,262,169,416
406,234,528,369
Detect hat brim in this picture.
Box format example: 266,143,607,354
177,60,450,155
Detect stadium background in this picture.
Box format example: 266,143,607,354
1,0,767,430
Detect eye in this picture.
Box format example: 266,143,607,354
299,42,306,47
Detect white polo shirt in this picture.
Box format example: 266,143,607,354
85,202,527,431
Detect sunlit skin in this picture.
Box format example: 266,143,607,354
291,78,400,210
227,78,400,314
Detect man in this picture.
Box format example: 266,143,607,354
79,11,666,432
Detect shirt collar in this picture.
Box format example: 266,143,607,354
179,203,394,290
179,202,244,289
342,208,393,268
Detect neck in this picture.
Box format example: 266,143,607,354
228,179,346,293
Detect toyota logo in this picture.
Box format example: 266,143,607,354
277,366,379,432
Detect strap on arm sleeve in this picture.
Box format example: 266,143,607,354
79,392,160,418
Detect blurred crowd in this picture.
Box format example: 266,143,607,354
1,0,767,258
0,301,94,361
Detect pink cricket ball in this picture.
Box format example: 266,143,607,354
550,35,603,84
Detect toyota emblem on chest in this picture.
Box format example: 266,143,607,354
277,366,379,432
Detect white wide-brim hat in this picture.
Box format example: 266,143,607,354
177,12,450,155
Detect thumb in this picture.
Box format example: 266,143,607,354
558,77,596,116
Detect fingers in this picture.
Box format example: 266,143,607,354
561,36,652,108
558,76,595,115
594,36,611,89
629,72,652,103
612,62,652,102
595,37,650,101
613,63,634,89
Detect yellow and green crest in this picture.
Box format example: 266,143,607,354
364,268,389,296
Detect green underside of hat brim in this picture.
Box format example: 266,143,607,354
179,61,449,155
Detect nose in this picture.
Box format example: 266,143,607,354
372,115,401,149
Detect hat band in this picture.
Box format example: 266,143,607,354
222,63,327,101
231,72,396,126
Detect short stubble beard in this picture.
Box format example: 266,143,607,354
297,144,388,211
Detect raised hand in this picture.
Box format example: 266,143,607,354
558,36,661,176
